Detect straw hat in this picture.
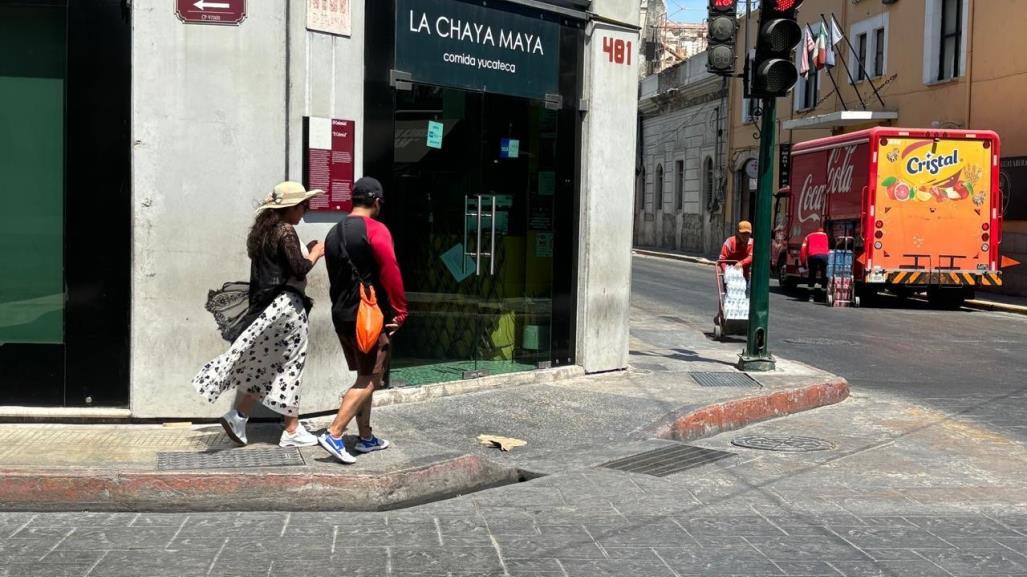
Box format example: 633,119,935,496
256,181,324,212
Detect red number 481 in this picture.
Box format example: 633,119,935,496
603,37,632,66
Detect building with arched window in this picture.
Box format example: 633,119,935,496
635,52,728,256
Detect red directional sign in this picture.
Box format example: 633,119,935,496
176,0,246,25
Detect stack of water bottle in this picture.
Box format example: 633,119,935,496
723,266,749,320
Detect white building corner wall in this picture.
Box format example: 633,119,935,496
577,22,640,374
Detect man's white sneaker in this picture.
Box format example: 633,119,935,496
279,423,318,447
220,409,248,445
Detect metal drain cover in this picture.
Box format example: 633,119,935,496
731,435,835,452
784,337,857,346
689,372,760,388
156,447,305,471
600,444,734,477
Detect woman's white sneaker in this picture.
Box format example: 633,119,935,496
279,423,318,447
220,409,248,445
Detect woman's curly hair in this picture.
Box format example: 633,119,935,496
247,209,287,259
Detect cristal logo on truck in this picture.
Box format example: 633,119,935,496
906,150,960,176
797,145,857,224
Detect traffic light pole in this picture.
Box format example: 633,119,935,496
738,97,777,372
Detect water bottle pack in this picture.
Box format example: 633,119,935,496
723,267,750,320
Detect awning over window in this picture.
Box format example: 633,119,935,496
782,110,898,131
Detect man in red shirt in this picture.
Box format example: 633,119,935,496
320,177,408,464
720,220,754,276
801,226,830,295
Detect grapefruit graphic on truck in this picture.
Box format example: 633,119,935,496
772,128,1005,308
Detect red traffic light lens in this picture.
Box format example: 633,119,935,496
713,0,734,7
774,0,799,9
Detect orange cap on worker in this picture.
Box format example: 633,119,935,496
737,220,753,234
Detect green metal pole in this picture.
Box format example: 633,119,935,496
738,97,777,372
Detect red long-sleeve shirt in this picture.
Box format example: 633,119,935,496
720,236,753,269
364,218,408,326
326,215,408,328
800,231,830,264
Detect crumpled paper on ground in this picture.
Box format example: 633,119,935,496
477,434,527,452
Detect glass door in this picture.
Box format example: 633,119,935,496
389,85,556,386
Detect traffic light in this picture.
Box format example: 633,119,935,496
706,0,738,76
750,0,804,98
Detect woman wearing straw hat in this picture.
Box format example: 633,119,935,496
193,181,325,448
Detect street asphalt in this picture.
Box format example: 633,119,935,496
631,254,1027,443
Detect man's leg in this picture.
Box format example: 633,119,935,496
326,375,376,438
354,374,383,439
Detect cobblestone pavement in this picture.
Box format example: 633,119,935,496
3,390,1026,577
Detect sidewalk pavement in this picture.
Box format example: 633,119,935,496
0,311,847,512
633,247,1027,315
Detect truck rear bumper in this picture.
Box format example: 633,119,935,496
885,271,1002,287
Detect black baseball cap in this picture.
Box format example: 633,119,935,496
352,177,384,202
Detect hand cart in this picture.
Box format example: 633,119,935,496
713,260,750,341
826,237,859,308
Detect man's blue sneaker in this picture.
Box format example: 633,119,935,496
318,432,356,464
354,435,390,453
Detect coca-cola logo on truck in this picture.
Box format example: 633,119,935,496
797,144,857,223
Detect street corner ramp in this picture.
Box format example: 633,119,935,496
0,443,533,513
639,377,850,443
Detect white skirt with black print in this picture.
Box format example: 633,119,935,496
193,291,308,416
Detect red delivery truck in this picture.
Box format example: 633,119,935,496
772,127,1003,308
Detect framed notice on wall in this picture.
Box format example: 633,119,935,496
303,117,355,212
306,0,351,36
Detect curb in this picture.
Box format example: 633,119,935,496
0,454,524,513
633,249,716,267
964,299,1027,316
644,377,850,442
374,365,585,409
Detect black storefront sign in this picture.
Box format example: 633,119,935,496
1000,157,1027,221
395,0,560,101
778,143,791,190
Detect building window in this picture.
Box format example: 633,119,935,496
939,0,962,81
638,167,646,211
924,0,965,84
674,160,684,212
655,164,664,212
795,24,821,111
703,157,715,209
856,33,867,81
850,15,888,83
874,28,885,77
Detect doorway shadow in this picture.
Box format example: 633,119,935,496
630,347,737,368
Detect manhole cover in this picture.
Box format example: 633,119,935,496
156,447,305,471
600,444,734,477
731,435,836,452
689,372,760,388
784,337,857,346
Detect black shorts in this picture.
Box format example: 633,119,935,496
336,324,391,377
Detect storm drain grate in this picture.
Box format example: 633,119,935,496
156,447,305,471
600,444,734,477
689,372,760,388
731,435,836,452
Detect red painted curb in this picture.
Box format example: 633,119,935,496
655,378,850,442
0,454,520,512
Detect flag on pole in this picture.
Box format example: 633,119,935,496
799,27,816,77
826,16,843,67
814,27,828,70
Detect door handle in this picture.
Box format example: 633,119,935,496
490,195,497,275
476,194,483,276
